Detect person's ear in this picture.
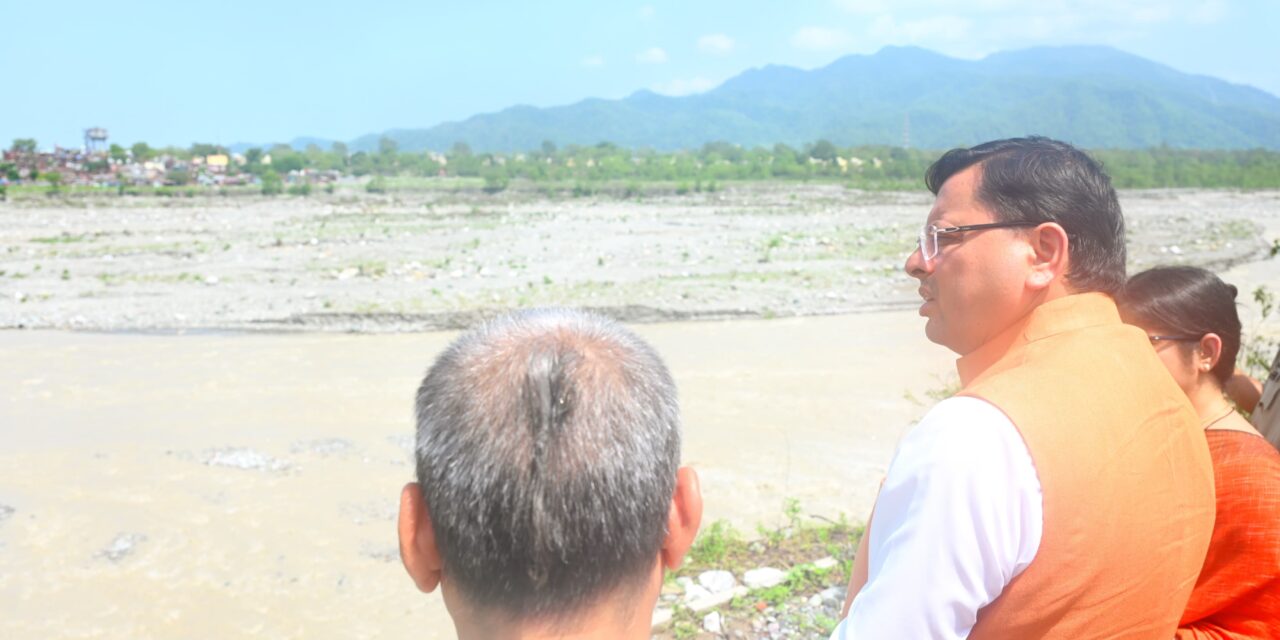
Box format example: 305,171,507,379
1198,333,1223,373
1025,222,1070,290
661,467,703,570
398,482,444,593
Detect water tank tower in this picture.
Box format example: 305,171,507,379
84,127,108,154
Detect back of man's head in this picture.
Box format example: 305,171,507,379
925,136,1126,295
411,308,682,623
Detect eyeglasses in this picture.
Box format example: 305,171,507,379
916,221,1040,263
1147,335,1202,344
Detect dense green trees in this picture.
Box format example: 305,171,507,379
7,134,1280,191
130,142,154,162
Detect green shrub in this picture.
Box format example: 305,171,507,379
260,170,283,196
482,173,510,194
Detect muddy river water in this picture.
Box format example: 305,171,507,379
0,311,961,638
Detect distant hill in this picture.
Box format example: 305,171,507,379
334,45,1280,153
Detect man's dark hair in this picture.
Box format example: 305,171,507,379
925,136,1126,295
413,308,680,620
1117,266,1242,385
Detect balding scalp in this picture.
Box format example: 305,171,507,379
413,308,680,620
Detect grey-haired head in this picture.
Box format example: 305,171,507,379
409,307,683,622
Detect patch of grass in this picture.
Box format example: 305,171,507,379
753,562,839,607
356,261,387,278
31,232,91,244
656,501,863,638
687,520,745,567
924,373,961,402
668,605,700,639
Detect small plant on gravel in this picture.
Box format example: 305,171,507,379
1242,285,1279,382
784,497,803,529
1255,285,1276,319
687,520,743,566
667,604,700,639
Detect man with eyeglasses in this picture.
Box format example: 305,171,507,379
831,137,1215,639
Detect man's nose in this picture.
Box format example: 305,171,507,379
904,244,931,280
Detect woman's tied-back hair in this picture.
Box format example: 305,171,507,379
413,308,680,622
1117,265,1242,385
926,136,1127,296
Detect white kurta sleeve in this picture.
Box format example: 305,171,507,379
829,396,1043,640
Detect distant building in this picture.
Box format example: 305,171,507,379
205,154,229,173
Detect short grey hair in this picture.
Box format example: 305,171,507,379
413,308,681,620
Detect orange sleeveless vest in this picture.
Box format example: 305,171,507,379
959,293,1215,639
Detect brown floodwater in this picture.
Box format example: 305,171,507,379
0,311,954,639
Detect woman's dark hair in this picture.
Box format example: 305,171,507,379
1116,266,1241,385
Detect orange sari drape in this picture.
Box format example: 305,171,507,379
1177,430,1280,639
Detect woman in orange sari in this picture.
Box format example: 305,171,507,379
1118,266,1280,639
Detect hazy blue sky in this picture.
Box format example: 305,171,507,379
3,0,1276,150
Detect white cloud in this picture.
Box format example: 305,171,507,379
652,76,719,96
790,26,853,51
580,55,605,68
636,47,669,64
638,4,655,19
697,33,735,55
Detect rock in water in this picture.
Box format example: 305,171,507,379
98,533,147,563
201,447,291,472
289,438,354,456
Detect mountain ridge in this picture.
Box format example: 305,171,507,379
246,45,1280,153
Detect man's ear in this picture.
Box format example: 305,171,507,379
661,467,703,570
1026,222,1070,291
399,482,444,593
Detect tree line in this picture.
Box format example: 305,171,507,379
7,137,1280,191
240,139,1280,190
